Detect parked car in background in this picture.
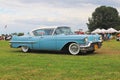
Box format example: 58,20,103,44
10,26,102,55
116,33,120,41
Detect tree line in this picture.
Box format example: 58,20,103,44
87,6,120,31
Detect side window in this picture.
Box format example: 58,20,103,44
33,30,45,36
33,31,39,36
54,27,73,35
32,28,54,36
55,28,62,35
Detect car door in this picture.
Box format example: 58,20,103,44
30,36,40,50
38,35,57,50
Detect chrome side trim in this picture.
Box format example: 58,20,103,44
9,41,36,43
80,40,102,48
80,42,92,48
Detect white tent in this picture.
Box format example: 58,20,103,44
118,30,120,33
101,29,107,33
92,28,118,34
107,28,118,33
91,28,101,33
92,28,107,33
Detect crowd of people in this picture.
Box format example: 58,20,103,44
101,33,112,41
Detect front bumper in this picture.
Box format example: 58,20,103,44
80,41,102,52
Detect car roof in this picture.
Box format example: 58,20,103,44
30,26,70,32
33,26,57,30
29,26,57,36
29,26,71,36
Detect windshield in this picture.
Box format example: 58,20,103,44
32,28,54,36
54,27,73,35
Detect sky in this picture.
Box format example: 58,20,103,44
0,0,120,34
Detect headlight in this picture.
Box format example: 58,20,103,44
84,37,88,42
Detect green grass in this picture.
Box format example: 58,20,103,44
0,40,120,80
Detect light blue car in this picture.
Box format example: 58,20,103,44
10,26,102,55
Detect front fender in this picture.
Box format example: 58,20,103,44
56,41,80,50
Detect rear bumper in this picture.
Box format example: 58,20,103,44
80,41,102,52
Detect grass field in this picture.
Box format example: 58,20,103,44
0,40,120,80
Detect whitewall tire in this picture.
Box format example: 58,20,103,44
68,43,80,55
21,46,29,53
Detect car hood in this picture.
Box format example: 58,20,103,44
65,34,101,42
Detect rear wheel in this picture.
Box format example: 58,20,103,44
21,46,30,52
68,43,80,55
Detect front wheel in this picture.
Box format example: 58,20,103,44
21,46,30,53
68,43,80,55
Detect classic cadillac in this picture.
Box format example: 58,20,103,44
10,26,102,55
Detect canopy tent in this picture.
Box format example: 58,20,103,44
91,28,118,34
107,28,118,33
117,30,120,33
101,29,107,33
91,28,107,33
91,28,101,33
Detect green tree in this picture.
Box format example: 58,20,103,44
11,33,17,36
18,33,24,36
87,6,120,31
11,32,24,36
